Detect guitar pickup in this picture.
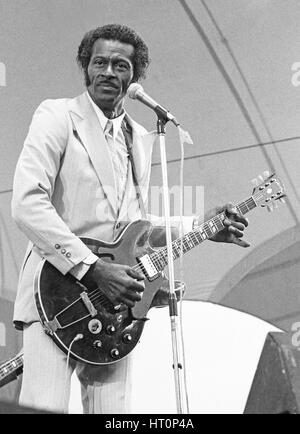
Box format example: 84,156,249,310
138,254,160,281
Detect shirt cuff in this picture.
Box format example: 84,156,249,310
69,252,98,280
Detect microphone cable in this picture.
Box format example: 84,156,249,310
177,124,193,414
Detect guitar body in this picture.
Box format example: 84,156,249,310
34,172,286,366
34,220,166,365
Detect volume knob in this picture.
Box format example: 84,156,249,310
123,333,132,343
106,324,116,335
110,348,120,359
93,340,102,349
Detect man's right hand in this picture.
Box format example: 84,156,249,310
81,259,145,309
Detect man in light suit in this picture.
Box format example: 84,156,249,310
11,24,249,414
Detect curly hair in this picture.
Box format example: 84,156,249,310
77,24,150,86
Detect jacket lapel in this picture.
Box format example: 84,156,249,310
67,92,118,216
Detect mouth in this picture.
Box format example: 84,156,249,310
97,81,119,90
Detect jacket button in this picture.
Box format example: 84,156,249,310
66,252,71,258
61,249,66,254
55,244,60,249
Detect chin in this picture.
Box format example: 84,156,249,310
94,94,116,105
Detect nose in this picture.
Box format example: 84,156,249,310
102,61,115,77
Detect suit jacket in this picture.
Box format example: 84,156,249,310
11,92,193,327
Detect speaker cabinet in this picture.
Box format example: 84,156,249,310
244,332,300,414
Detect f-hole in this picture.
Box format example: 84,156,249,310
98,253,115,261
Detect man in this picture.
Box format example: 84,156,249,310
11,24,249,414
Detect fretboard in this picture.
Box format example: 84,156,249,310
150,196,256,270
0,354,23,380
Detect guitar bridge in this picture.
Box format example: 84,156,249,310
80,291,97,317
138,254,160,281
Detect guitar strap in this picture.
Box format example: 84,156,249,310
121,121,147,219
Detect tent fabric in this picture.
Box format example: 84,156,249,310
0,0,299,406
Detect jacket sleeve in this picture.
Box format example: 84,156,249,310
11,99,93,275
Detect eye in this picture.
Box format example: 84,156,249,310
116,62,129,70
94,59,105,66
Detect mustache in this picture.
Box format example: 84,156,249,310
97,79,119,89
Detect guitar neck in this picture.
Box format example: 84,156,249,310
151,195,256,269
0,354,23,380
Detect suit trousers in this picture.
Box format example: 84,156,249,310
19,322,133,413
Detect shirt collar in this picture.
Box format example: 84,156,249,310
86,91,126,140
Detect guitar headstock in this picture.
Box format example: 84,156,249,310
251,171,286,211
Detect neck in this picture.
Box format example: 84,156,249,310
102,108,124,119
148,195,257,272
87,91,125,119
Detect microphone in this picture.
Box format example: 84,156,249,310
128,83,180,126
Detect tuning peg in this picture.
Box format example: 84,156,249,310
258,175,264,182
279,197,286,204
251,178,259,187
263,170,270,179
267,204,274,212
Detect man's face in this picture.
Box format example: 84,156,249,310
87,38,134,114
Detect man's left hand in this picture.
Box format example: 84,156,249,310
203,203,250,248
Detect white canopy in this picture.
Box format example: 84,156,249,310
0,0,299,408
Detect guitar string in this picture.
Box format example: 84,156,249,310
85,188,280,305
86,193,272,303
0,357,22,376
0,357,22,370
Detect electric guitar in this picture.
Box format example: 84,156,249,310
0,352,23,388
34,172,286,365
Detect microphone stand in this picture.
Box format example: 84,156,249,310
156,116,187,414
